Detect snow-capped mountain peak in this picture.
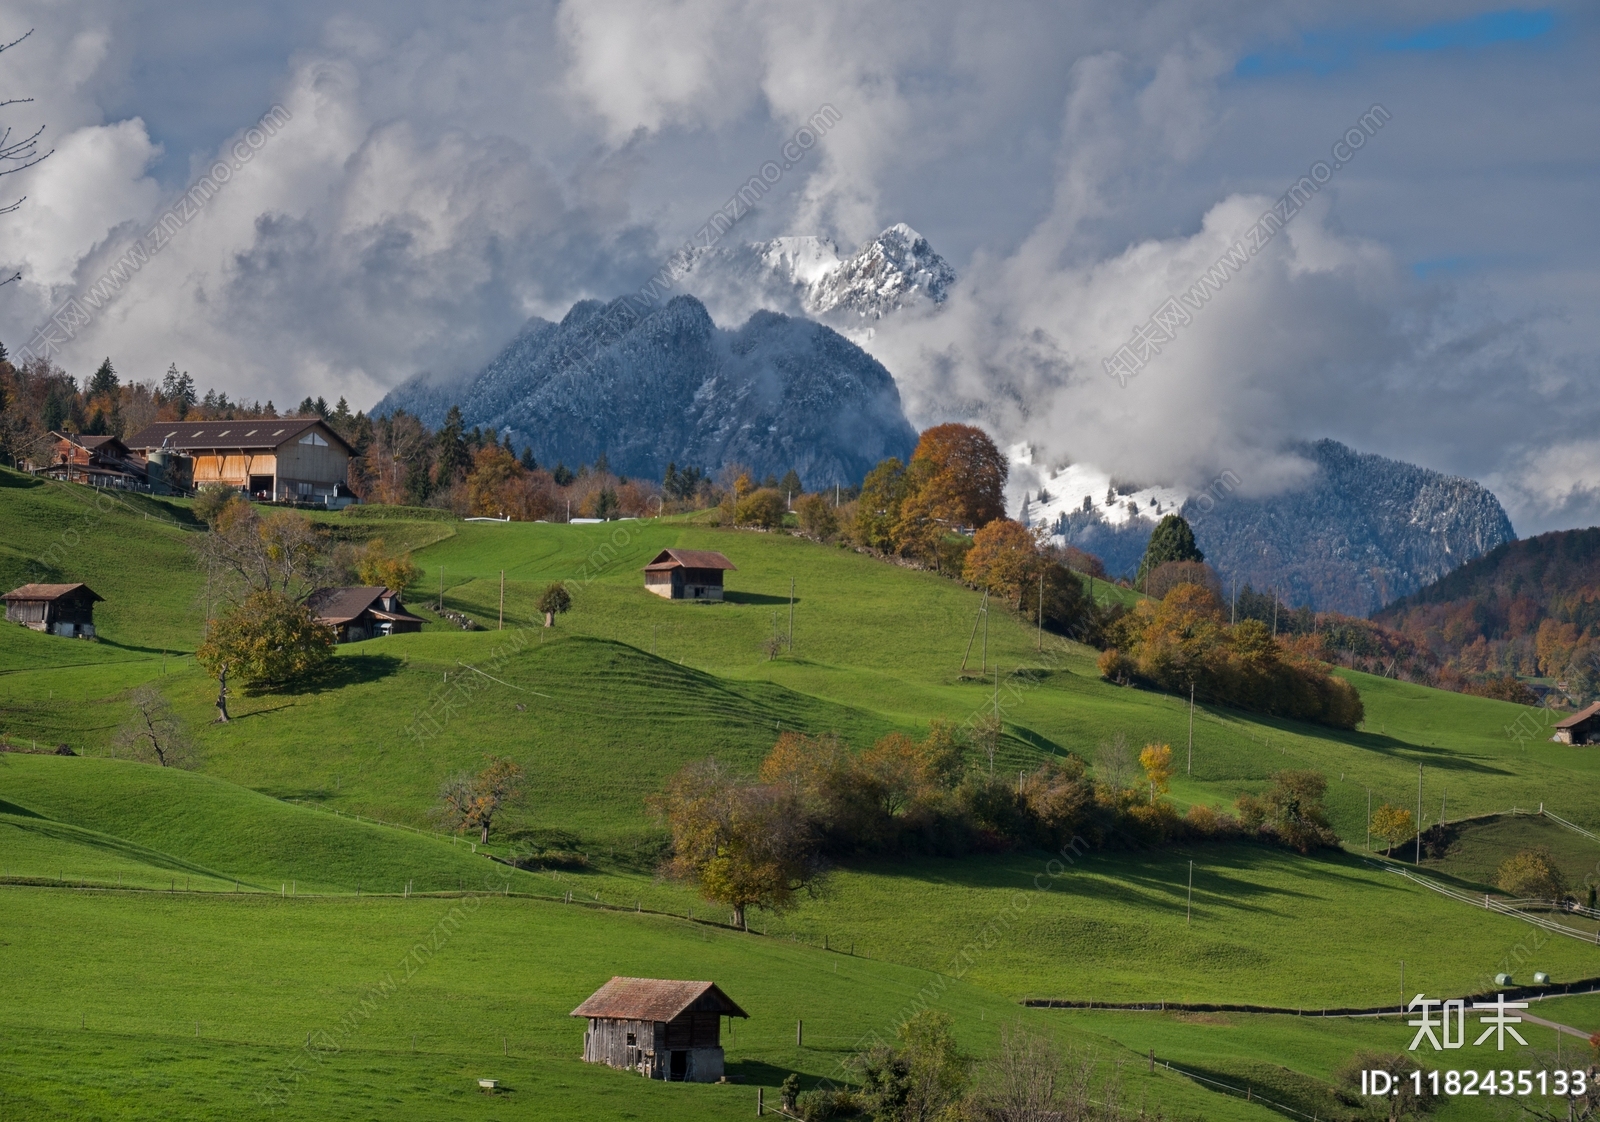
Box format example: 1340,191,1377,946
676,224,955,326
807,223,956,319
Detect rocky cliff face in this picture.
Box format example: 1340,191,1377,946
1051,439,1516,615
373,294,918,486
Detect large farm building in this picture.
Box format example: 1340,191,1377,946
124,418,353,505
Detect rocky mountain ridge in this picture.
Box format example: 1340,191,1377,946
372,294,918,486
1045,439,1516,616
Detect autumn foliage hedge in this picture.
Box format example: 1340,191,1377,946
1098,583,1364,729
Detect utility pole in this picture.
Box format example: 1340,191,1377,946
1187,683,1195,775
439,566,444,611
1366,789,1372,851
982,595,989,675
499,570,505,630
1037,571,1044,653
992,663,1000,777
1416,764,1423,865
959,590,988,673
1186,860,1193,926
789,577,795,650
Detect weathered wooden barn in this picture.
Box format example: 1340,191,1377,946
642,549,737,601
1552,702,1600,745
2,583,103,638
305,587,425,643
571,977,747,1083
124,418,353,506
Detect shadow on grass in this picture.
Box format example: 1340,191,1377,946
248,653,404,697
722,591,799,606
96,639,196,658
725,1059,806,1088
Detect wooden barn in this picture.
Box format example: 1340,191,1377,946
124,418,354,506
305,587,425,643
1552,702,1600,745
3,583,103,638
642,549,736,601
571,977,747,1083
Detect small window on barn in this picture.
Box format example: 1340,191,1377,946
299,431,328,446
626,1032,636,1046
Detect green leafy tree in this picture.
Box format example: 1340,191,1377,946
1235,769,1338,853
192,483,242,528
537,581,571,627
854,458,909,551
794,492,839,539
777,469,802,498
1135,513,1203,588
196,590,335,694
859,1011,968,1122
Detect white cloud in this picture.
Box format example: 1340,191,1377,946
0,0,1594,535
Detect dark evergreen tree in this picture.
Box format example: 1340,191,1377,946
434,405,471,484
1135,514,1204,588
88,357,118,398
161,364,196,417
312,396,329,419
519,446,537,471
296,396,316,416
552,460,575,487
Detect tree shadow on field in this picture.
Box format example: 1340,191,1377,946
270,653,403,695
722,591,799,606
725,1059,807,1088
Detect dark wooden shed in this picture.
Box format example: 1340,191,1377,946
305,587,425,643
1552,702,1600,745
572,977,748,1082
2,583,103,638
642,549,737,601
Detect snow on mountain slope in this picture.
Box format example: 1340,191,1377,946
679,224,954,325
806,223,956,319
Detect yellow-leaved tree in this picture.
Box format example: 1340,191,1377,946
1138,743,1174,805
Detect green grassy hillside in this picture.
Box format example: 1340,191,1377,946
4,484,1600,1119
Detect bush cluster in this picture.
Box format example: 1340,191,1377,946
1099,583,1364,729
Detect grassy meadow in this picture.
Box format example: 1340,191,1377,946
3,469,1599,1119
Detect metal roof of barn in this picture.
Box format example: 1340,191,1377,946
570,977,748,1022
2,583,103,603
122,418,352,455
641,549,737,572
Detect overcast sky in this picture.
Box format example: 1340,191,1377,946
0,1,1595,532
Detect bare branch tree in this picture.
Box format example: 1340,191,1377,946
0,29,52,285
112,686,199,768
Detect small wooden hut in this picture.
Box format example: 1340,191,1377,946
641,549,736,601
2,583,103,638
571,977,748,1082
1552,702,1600,745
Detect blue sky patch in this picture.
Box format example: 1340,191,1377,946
1236,9,1556,77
